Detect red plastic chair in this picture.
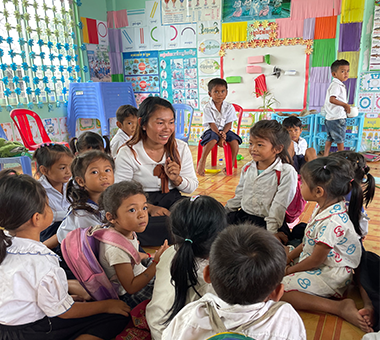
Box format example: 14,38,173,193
197,104,244,175
10,109,69,151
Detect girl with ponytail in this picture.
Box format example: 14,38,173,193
146,195,227,340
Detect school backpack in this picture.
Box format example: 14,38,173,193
276,171,306,223
205,301,286,340
61,225,141,301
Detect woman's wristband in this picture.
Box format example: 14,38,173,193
152,259,159,265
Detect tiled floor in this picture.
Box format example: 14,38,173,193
188,145,380,340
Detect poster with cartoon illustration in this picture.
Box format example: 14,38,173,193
159,48,199,109
222,0,291,22
87,44,111,82
197,21,221,57
161,0,221,25
123,51,160,106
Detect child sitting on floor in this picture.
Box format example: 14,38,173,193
197,78,242,175
162,224,306,340
282,116,316,173
99,181,168,309
110,105,138,159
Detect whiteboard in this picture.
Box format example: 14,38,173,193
223,45,307,110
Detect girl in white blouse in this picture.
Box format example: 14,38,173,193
115,97,198,246
0,171,130,340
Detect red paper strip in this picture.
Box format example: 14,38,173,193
87,18,99,44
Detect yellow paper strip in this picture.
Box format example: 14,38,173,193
341,0,365,23
222,22,248,43
81,17,89,44
337,51,360,78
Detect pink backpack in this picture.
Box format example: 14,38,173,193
276,171,306,223
61,225,141,301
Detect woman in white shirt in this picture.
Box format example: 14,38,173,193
115,97,198,246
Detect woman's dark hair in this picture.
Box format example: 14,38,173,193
250,120,292,164
301,157,363,236
33,143,73,176
99,180,146,223
69,131,111,155
126,97,180,165
67,151,115,215
165,195,227,323
329,151,375,208
0,172,46,264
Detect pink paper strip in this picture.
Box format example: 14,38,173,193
114,9,128,29
276,18,304,39
290,0,334,20
333,0,342,16
107,11,114,29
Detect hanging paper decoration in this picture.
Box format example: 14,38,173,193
45,87,51,94
8,49,16,58
18,37,26,46
10,63,17,71
40,52,45,59
42,76,49,84
41,65,48,72
290,0,335,20
4,89,12,97
20,51,26,59
81,17,99,44
37,39,44,47
339,22,362,52
57,54,63,61
14,88,22,95
17,103,24,108
80,44,86,51
314,16,337,40
62,87,68,95
56,101,61,108
6,37,13,44
29,51,36,59
6,105,13,112
59,66,65,72
2,77,9,85
343,78,357,104
50,65,56,72
222,22,247,43
337,51,359,77
37,102,44,109
276,19,304,39
312,39,335,67
26,87,32,95
31,65,38,72
0,49,3,57
27,38,33,46
47,41,53,49
67,66,73,73
0,64,7,71
52,76,57,83
33,77,39,85
83,66,88,72
340,0,365,23
23,76,30,83
12,76,19,84
27,102,34,110
303,18,315,40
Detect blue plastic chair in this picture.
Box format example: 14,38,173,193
272,113,315,147
0,124,33,175
67,82,137,138
172,103,194,143
313,113,365,153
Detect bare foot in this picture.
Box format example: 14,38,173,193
359,306,375,329
197,160,206,176
222,167,227,175
339,299,373,333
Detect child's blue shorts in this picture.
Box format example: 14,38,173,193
200,130,242,146
325,118,346,144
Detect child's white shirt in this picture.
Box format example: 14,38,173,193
146,246,214,340
202,99,236,131
98,232,146,296
324,78,347,121
57,201,101,243
110,128,131,159
0,237,74,325
293,137,307,156
162,293,306,340
225,158,297,234
39,175,70,223
115,139,198,193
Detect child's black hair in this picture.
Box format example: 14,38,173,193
69,131,111,155
165,195,227,323
329,151,375,208
33,144,73,176
282,116,302,129
250,120,292,164
301,157,363,236
0,172,46,264
208,78,228,92
67,150,115,215
331,59,350,73
116,105,138,124
209,224,286,305
99,180,146,223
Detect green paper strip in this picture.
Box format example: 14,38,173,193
226,76,242,83
112,74,124,82
265,54,270,64
312,39,336,67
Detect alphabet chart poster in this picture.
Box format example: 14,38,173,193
123,51,160,105
159,48,199,108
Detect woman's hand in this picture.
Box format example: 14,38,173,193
148,203,170,217
165,157,182,186
153,239,169,263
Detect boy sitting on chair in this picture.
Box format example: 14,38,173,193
197,78,242,176
162,224,306,340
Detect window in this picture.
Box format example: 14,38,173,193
0,0,83,111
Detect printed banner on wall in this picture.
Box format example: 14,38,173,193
123,51,160,106
161,0,221,25
159,48,199,108
87,44,111,82
358,93,374,113
222,0,291,23
197,21,221,57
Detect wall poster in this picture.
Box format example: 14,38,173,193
159,48,199,108
123,51,160,106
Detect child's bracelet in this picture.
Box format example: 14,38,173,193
146,253,152,258
152,259,159,265
287,256,294,264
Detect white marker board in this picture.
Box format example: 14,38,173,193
223,45,307,110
